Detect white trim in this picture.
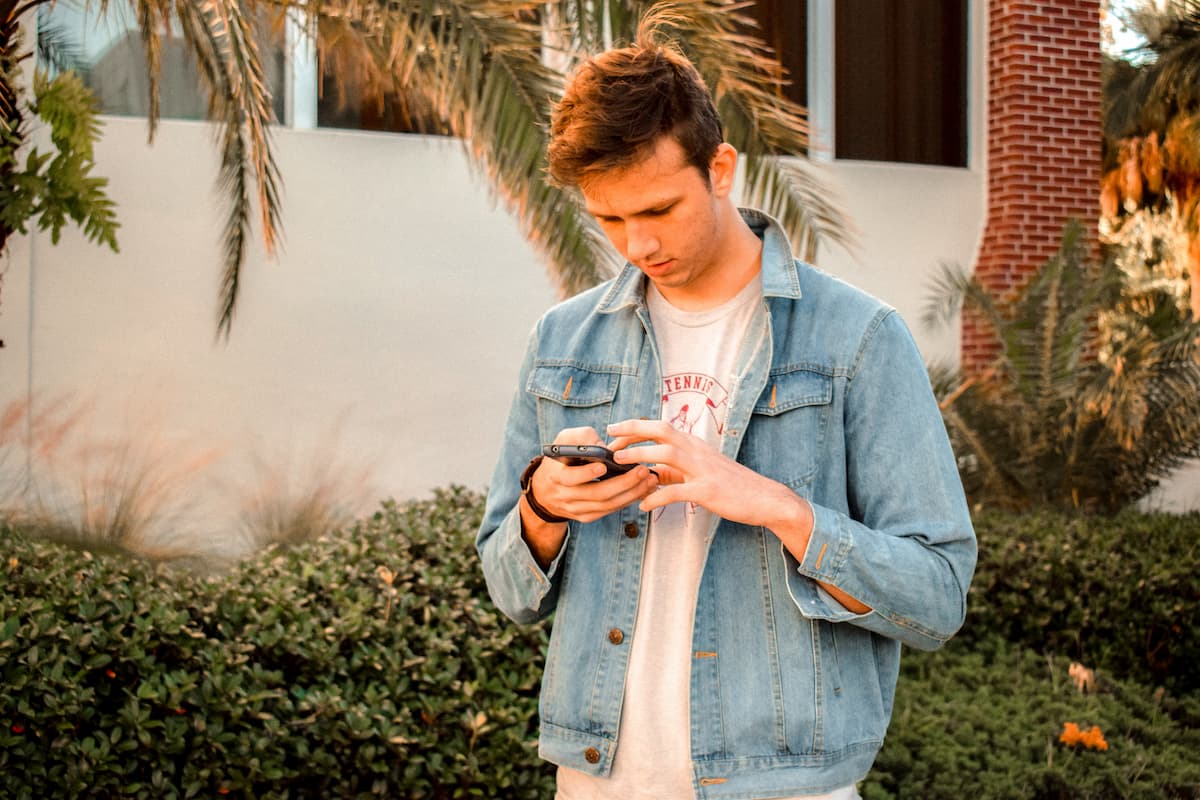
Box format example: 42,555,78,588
967,0,986,174
806,0,835,162
286,8,318,129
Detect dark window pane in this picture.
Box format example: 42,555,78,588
745,0,807,109
316,71,451,135
835,0,967,166
316,8,541,135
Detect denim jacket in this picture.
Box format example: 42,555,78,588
477,210,976,799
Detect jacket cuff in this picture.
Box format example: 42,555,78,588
495,504,570,601
785,502,872,623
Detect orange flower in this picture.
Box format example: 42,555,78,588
1060,722,1108,751
1081,725,1109,751
1059,722,1083,746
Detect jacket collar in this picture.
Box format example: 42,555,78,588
595,208,804,314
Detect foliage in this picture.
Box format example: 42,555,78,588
926,220,1200,513
3,488,1199,796
1101,0,1200,320
0,52,118,258
0,487,554,798
863,639,1200,800
20,0,845,336
234,445,377,552
2,0,281,336
962,510,1200,695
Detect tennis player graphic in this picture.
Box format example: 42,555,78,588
654,372,731,521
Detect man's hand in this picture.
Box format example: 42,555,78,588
607,419,806,527
520,427,658,569
606,419,870,614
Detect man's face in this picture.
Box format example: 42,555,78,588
581,136,737,309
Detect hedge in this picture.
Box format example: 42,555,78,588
964,510,1200,694
1,488,554,799
865,637,1200,799
2,490,1198,798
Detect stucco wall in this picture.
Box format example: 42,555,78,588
2,111,1194,556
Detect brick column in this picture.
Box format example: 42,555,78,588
963,0,1102,372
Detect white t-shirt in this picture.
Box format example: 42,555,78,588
556,277,857,800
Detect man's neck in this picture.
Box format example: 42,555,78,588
653,207,763,312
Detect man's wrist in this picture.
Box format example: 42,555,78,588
520,456,569,523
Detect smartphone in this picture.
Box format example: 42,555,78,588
542,444,637,480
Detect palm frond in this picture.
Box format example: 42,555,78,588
921,260,1004,333
135,0,172,140
936,217,1200,512
34,12,88,76
171,0,282,338
298,0,618,295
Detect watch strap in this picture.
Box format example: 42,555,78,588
520,455,570,524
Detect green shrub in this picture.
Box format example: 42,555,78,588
925,221,1200,514
865,638,1200,799
0,487,553,799
963,510,1200,693
3,491,1198,798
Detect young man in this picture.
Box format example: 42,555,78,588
476,22,976,800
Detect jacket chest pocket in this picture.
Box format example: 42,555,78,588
527,363,622,440
741,367,834,488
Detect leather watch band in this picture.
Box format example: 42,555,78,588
520,455,570,524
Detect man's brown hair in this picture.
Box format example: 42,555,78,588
547,21,723,189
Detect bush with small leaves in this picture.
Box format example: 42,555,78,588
0,487,553,799
962,510,1200,694
864,638,1200,799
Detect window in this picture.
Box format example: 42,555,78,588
316,72,451,135
37,1,286,123
316,8,541,135
834,0,968,166
745,0,808,109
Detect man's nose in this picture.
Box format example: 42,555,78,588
625,222,660,262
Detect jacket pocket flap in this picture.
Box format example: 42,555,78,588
754,369,833,415
528,364,620,408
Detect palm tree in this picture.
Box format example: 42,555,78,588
1101,0,1200,320
12,0,846,337
2,0,280,337
925,220,1200,513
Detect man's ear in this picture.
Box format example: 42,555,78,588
708,143,738,198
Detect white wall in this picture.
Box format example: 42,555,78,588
2,92,1195,556
810,160,984,364
2,121,562,553
1,117,995,551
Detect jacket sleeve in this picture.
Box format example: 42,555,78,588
785,310,977,651
475,325,569,625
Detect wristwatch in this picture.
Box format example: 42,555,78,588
520,456,570,524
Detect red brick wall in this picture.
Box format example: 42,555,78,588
963,0,1102,372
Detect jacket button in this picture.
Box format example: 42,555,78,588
624,522,639,538
584,747,601,764
608,628,624,645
